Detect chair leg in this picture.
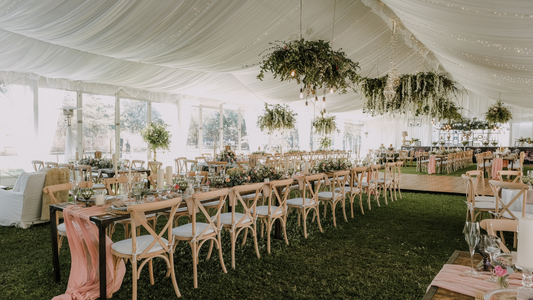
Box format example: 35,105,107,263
149,259,154,285
331,201,337,227
302,209,308,238
241,228,248,246
282,216,289,245
206,240,214,260
341,199,347,222
267,219,272,253
132,260,138,299
350,196,354,218
230,232,236,269
253,223,261,258
169,249,181,297
315,206,323,233
192,242,198,288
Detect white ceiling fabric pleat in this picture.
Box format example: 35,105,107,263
0,0,530,112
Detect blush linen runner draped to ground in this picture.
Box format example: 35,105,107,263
53,205,125,300
492,158,504,180
428,156,437,174
428,264,522,297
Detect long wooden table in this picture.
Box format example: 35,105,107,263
423,250,483,300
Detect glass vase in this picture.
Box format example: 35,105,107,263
498,276,509,289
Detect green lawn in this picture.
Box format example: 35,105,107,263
0,192,477,299
395,165,533,177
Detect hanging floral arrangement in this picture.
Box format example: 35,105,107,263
257,103,297,134
141,121,171,161
313,111,337,135
257,38,361,94
360,72,464,121
318,136,332,150
485,100,512,125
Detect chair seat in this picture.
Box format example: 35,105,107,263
473,202,500,209
353,182,368,188
475,196,494,202
252,205,283,216
202,200,221,207
93,183,106,189
500,210,533,219
317,191,343,200
57,223,67,236
287,198,317,207
111,235,168,255
172,223,214,238
240,193,261,200
215,212,251,225
377,179,391,184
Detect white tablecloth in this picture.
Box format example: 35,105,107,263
501,188,533,215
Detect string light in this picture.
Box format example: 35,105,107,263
300,88,303,99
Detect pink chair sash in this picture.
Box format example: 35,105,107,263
53,205,125,300
492,157,503,179
428,156,436,174
428,264,522,297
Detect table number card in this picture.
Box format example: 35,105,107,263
249,156,257,168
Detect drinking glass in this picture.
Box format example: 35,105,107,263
146,195,155,203
463,221,481,277
485,235,501,282
80,187,94,207
71,181,80,209
132,182,143,202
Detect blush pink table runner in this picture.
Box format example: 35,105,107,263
428,156,436,174
428,264,522,297
53,205,125,300
492,157,504,179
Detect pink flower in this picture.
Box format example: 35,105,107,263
494,265,508,277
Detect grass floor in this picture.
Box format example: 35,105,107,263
0,191,476,300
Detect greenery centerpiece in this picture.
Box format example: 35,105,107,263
257,38,361,95
248,165,283,183
485,100,512,125
141,121,171,161
217,149,236,164
360,72,464,121
313,158,352,173
78,158,113,169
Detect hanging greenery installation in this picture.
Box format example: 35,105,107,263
360,72,464,121
257,103,297,134
257,38,361,95
485,100,512,125
313,111,337,135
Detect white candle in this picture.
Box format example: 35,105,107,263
166,166,173,186
157,169,165,190
95,194,105,206
517,218,533,269
75,151,79,160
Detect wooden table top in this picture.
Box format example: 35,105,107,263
423,250,483,300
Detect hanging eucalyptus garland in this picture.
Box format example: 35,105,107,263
313,111,337,135
257,39,361,94
485,100,512,125
257,103,297,134
360,72,464,121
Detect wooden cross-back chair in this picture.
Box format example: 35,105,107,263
195,156,206,165
147,161,163,174
222,183,264,268
480,219,518,253
318,170,349,227
174,157,186,175
287,174,324,238
132,160,145,168
172,189,229,288
255,179,293,253
43,181,93,255
462,174,498,222
183,159,198,173
378,163,395,204
510,151,525,173
489,180,529,221
31,160,44,171
367,164,382,209
392,161,403,200
111,198,182,300
186,171,208,184
346,167,366,216
45,161,59,168
120,159,131,169
497,170,522,183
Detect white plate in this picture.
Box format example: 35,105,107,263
484,288,517,300
111,205,127,211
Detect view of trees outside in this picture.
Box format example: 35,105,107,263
344,123,362,155
120,98,147,161
152,102,179,167
186,106,199,148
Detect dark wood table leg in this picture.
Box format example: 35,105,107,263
99,222,107,300
50,206,60,282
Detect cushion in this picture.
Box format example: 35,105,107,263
317,191,343,199
111,235,168,255
172,223,214,238
252,205,283,216
202,200,221,208
287,198,317,206
57,222,67,236
353,182,369,188
475,196,494,202
214,212,251,225
335,187,360,193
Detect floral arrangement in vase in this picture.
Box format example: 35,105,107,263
256,38,361,95
387,146,395,151
313,158,352,173
485,100,512,125
257,103,297,134
224,169,251,187
217,149,236,164
490,256,513,289
248,165,282,183
318,136,332,150
78,158,113,169
141,121,171,161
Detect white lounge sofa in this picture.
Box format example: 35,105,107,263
0,171,47,228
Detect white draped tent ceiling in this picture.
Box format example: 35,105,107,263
0,0,532,112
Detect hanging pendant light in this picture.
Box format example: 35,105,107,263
384,19,399,102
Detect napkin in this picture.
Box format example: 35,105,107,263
110,199,126,208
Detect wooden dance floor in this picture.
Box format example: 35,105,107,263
400,173,493,196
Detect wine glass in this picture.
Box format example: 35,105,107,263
80,187,94,207
132,182,143,202
463,221,481,277
70,181,80,209
485,235,501,282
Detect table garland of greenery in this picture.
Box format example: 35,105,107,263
360,72,464,122
77,158,113,169
257,103,297,134
141,121,171,161
313,158,352,173
485,100,512,125
256,38,361,94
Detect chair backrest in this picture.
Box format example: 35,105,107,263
369,164,381,184
461,174,477,221
103,176,129,196
188,189,229,240
230,183,264,225
45,161,59,168
132,160,145,168
519,151,525,166
31,160,44,171
264,179,294,216
175,157,186,175
300,174,324,205
497,170,522,183
213,161,228,174
398,150,408,159
488,180,529,220
120,159,130,168
350,167,367,189
148,161,163,173
183,159,198,173
331,170,349,196
195,156,206,164
58,163,74,171
464,170,484,197
43,181,93,204
480,219,518,253
77,165,92,181
186,171,208,184
128,197,182,259
475,153,485,166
